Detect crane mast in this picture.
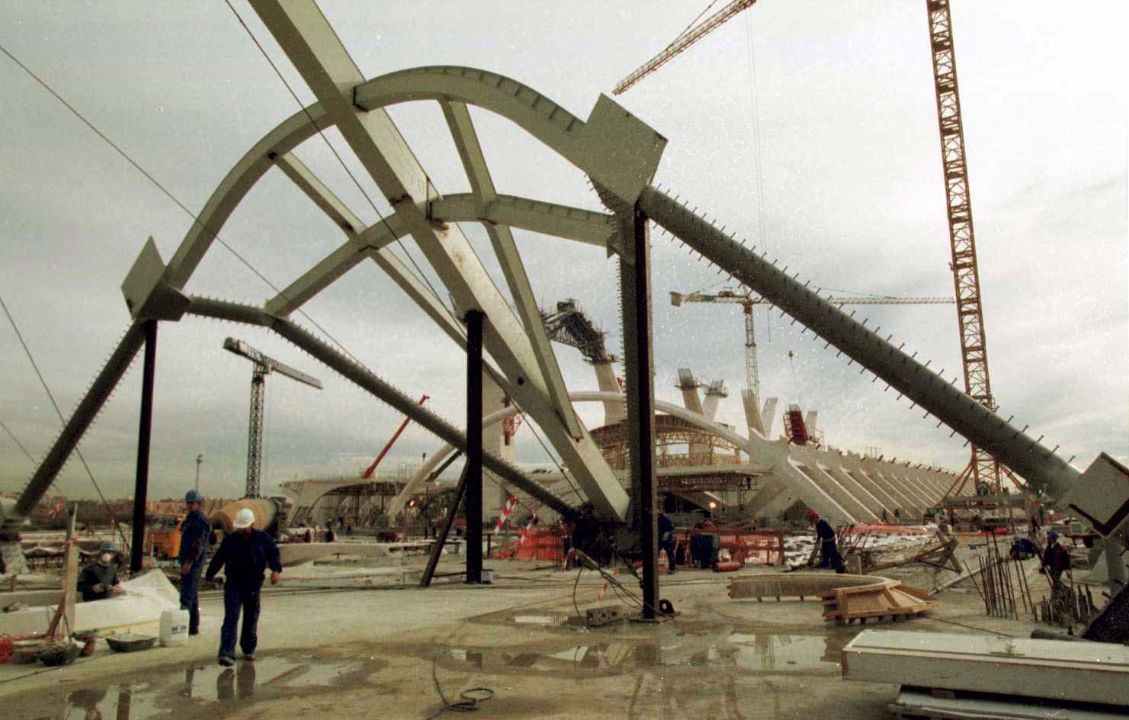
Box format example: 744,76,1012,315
925,0,1002,496
223,337,322,498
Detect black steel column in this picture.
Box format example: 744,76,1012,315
130,319,158,573
465,309,484,584
619,208,659,619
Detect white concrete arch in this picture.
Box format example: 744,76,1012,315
387,391,863,524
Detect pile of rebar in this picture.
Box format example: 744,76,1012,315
964,533,1035,620
1036,583,1099,626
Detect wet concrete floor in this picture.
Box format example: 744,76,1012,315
9,654,383,719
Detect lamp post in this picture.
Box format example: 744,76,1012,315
195,453,203,491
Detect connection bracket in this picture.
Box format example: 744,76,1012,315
121,237,190,321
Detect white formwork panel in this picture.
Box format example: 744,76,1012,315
842,630,1129,707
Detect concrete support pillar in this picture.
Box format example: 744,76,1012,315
594,360,626,426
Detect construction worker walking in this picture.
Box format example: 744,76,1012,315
205,508,281,666
1041,530,1073,624
178,489,211,636
809,510,846,574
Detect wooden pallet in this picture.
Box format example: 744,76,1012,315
728,573,936,624
821,578,937,623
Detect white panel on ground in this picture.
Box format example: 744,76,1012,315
843,630,1129,706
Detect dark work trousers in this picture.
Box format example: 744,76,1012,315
819,539,846,574
180,559,203,634
219,586,261,659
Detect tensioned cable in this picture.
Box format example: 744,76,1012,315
517,411,581,498
0,294,127,547
0,417,37,465
0,41,368,370
743,14,770,342
222,0,455,330
668,0,721,51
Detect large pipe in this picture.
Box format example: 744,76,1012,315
639,186,1079,502
185,296,577,519
210,498,279,535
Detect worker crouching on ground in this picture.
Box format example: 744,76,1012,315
78,541,123,601
809,510,846,574
179,489,211,636
205,508,281,666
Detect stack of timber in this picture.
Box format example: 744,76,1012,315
728,572,937,623
821,578,937,624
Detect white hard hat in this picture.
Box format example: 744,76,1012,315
233,508,255,529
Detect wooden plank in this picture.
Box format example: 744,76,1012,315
843,630,1129,706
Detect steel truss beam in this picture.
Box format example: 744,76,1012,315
186,296,575,518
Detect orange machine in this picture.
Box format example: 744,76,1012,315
144,514,183,560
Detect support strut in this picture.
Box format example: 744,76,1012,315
619,208,659,619
130,319,157,573
465,309,484,584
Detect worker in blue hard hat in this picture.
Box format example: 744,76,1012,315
179,489,212,636
78,541,123,601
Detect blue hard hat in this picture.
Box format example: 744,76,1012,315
99,541,116,552
1047,530,1059,541
185,489,204,503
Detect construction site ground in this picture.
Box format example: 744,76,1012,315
0,554,1056,720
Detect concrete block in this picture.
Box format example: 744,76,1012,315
586,603,627,627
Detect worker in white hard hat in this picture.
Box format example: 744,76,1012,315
204,507,281,666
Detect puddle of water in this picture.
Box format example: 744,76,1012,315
727,632,849,671
51,656,367,719
511,614,570,627
440,632,849,676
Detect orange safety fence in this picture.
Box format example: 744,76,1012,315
491,529,564,562
693,528,785,566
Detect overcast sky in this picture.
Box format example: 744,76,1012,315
1,1,1125,504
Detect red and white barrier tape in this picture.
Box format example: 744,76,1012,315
493,496,518,535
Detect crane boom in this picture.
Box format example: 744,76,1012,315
223,337,323,389
670,288,955,400
614,0,759,95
